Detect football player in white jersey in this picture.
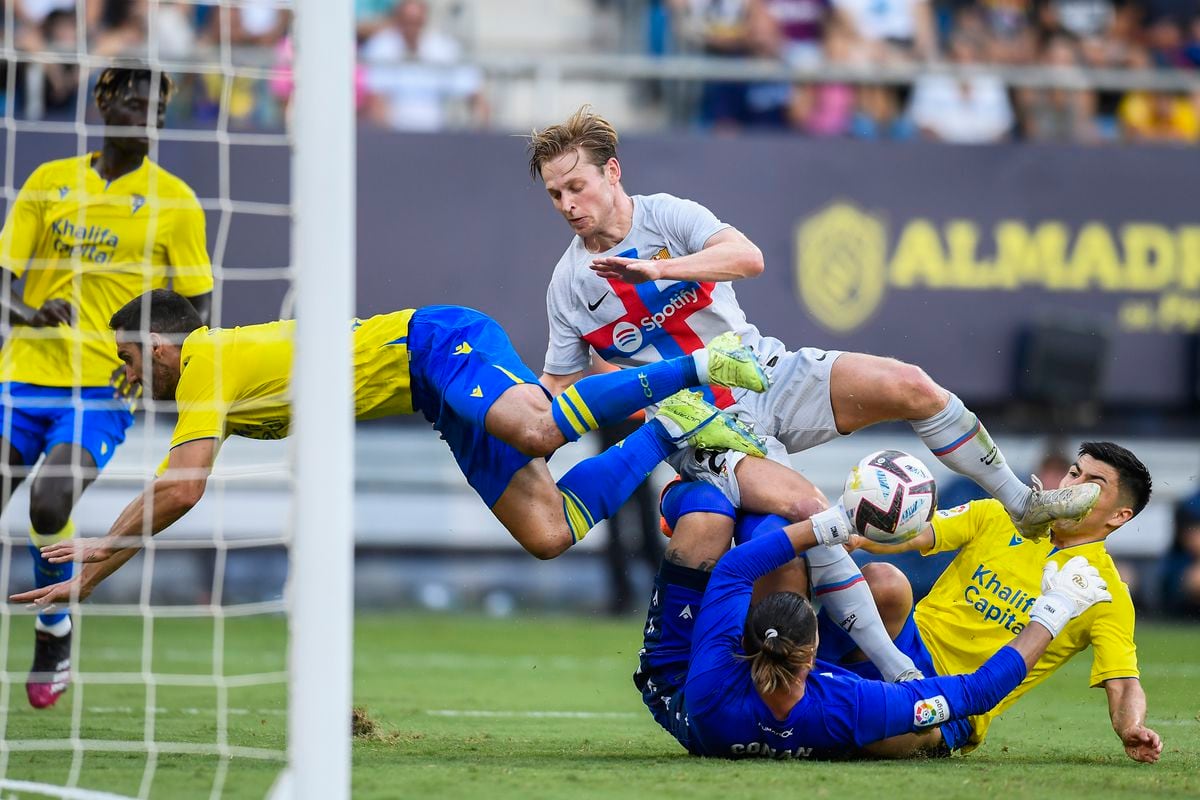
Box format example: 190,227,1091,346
528,106,1101,682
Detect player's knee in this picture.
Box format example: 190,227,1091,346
781,493,829,523
861,562,912,618
888,362,947,419
29,495,72,537
511,420,563,458
523,528,572,560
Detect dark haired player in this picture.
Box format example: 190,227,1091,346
13,289,771,606
634,502,1112,759
840,442,1162,762
0,66,212,708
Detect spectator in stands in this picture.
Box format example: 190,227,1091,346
1161,490,1200,618
1118,48,1199,141
357,0,399,42
961,1,1037,65
832,0,938,63
667,0,756,130
1186,16,1200,66
38,10,79,119
12,0,87,53
361,0,489,132
1017,34,1100,142
741,0,837,130
908,30,1014,142
227,0,291,47
1118,89,1200,141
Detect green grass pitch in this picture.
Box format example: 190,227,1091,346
1,614,1197,799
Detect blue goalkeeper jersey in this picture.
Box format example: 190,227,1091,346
684,530,1030,759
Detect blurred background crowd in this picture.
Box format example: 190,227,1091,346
3,0,1198,143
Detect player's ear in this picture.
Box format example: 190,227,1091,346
148,332,165,355
1108,504,1134,529
605,157,621,184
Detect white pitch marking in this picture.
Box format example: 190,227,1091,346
84,706,286,717
0,779,137,800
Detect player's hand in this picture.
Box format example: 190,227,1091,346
844,534,909,555
1029,556,1111,637
40,537,114,565
110,364,142,409
1120,724,1163,763
30,298,74,327
590,256,663,284
9,574,91,608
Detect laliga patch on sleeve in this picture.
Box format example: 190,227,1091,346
936,504,970,519
913,695,950,728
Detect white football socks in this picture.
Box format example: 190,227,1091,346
911,393,1031,517
807,545,916,682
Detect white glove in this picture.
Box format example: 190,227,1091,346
810,503,854,548
1029,555,1111,637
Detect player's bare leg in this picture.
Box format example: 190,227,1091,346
828,353,1099,539
662,511,735,572
0,436,29,513
484,383,567,458
490,459,575,560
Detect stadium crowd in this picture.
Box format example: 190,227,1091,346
3,0,1198,142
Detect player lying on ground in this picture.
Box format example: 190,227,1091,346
529,106,1100,682
635,501,1112,759
824,442,1162,763
12,289,770,607
0,65,213,708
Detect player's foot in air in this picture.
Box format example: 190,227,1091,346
27,625,71,709
1011,476,1101,541
656,390,767,458
704,332,770,393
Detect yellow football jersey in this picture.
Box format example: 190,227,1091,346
0,154,213,387
914,499,1138,750
170,311,416,449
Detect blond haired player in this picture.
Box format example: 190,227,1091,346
0,66,212,709
830,442,1162,762
527,105,1099,685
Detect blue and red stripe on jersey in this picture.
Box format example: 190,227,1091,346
581,249,733,408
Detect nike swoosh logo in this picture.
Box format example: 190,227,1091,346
815,352,827,361
587,291,611,311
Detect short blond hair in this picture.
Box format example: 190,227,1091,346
527,105,619,181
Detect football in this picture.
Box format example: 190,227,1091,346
842,450,938,544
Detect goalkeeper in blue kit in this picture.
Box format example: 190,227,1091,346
635,503,1112,759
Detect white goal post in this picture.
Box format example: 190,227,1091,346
286,0,355,798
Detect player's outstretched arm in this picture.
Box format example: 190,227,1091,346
1106,677,1163,764
851,556,1112,752
849,524,934,556
9,438,217,607
590,228,763,285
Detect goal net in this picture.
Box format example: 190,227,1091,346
0,1,353,797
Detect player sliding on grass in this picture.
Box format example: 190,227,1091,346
529,106,1100,683
822,442,1162,763
12,289,770,607
635,501,1113,759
